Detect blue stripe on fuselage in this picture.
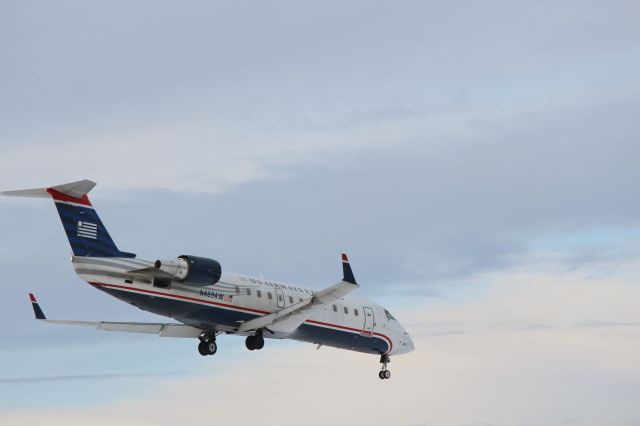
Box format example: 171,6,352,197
295,323,388,354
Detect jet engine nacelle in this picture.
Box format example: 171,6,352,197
154,255,222,286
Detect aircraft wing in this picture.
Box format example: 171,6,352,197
238,253,359,334
28,293,202,338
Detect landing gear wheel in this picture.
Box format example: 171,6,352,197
206,340,217,355
254,335,264,350
198,341,208,356
383,370,391,379
246,333,265,351
197,331,218,356
378,370,385,380
245,335,256,351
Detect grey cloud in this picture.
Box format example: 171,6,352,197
0,371,186,385
509,323,554,332
3,94,640,304
413,330,470,338
573,320,640,329
2,1,638,143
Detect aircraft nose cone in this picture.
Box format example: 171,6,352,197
406,334,415,352
397,333,415,354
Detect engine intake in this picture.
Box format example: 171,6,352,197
154,255,222,286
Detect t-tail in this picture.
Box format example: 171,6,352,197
2,179,135,258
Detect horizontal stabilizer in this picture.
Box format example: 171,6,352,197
5,180,135,258
2,179,96,199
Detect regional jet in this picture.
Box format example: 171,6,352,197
3,180,414,379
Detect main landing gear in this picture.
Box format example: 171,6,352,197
245,330,265,351
378,354,391,380
197,332,218,356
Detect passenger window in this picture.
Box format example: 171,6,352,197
344,306,348,314
354,308,359,316
278,294,283,301
247,289,251,296
299,298,303,303
257,290,262,298
268,292,273,300
333,304,337,312
289,296,294,304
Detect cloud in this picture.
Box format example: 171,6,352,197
573,320,640,329
2,0,638,198
0,371,186,385
0,114,406,194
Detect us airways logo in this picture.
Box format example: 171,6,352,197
77,221,98,239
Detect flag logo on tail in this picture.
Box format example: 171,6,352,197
77,221,97,239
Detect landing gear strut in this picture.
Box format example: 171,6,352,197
245,330,265,351
197,332,218,356
378,354,391,380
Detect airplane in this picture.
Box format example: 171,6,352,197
3,179,414,379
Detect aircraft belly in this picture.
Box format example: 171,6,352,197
97,286,257,330
292,324,389,355
95,285,390,354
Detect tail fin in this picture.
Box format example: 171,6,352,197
3,179,135,258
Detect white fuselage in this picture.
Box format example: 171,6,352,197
72,256,415,356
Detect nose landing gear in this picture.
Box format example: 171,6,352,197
378,354,391,380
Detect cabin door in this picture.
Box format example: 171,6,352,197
362,306,375,335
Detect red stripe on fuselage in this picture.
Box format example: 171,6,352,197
90,281,393,354
91,282,268,314
46,188,92,207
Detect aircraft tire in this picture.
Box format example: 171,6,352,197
383,370,391,379
206,340,218,355
245,335,256,350
254,335,264,350
378,371,385,379
198,341,208,356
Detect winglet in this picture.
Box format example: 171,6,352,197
341,253,357,285
28,293,46,320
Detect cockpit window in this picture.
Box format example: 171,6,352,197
384,309,396,321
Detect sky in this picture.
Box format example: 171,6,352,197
1,1,640,425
